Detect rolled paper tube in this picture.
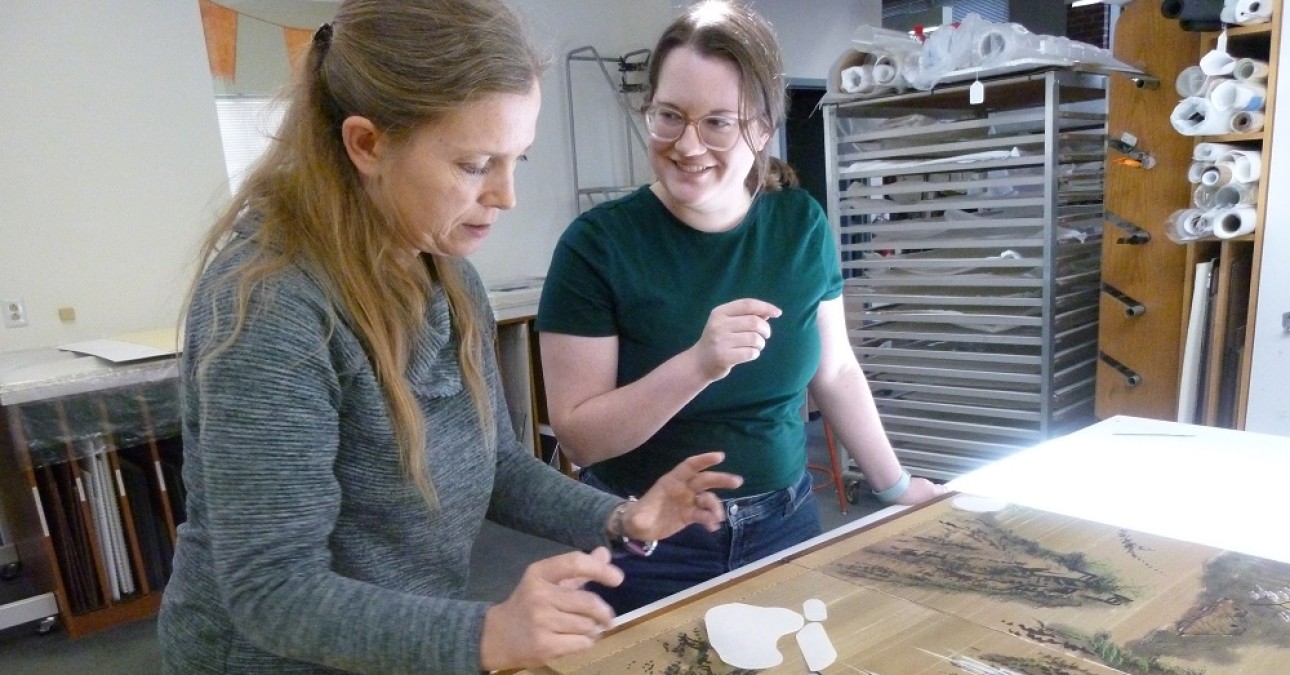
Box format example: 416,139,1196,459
1175,65,1208,97
1193,183,1219,208
828,48,871,95
1199,48,1237,76
1199,208,1227,235
1171,97,1235,135
872,62,898,86
1185,210,1212,236
1214,182,1257,207
977,24,1043,66
1233,58,1270,83
1213,206,1258,238
1233,0,1274,24
1188,160,1209,183
1231,110,1266,133
1218,149,1263,182
1194,142,1240,161
1201,163,1234,187
839,65,876,94
1166,208,1211,242
1210,79,1266,112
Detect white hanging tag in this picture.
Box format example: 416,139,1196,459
1217,28,1228,55
969,78,984,105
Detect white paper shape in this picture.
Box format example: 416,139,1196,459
796,622,838,672
705,603,805,669
802,598,828,622
951,495,1009,512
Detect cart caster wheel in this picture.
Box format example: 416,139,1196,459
0,561,21,581
36,616,58,635
845,480,862,505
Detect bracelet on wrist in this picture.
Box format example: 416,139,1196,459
609,497,657,557
872,470,912,504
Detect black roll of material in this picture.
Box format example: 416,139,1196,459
1161,0,1224,30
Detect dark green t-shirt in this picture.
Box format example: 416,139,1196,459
537,186,842,497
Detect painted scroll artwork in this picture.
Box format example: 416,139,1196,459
525,500,1290,674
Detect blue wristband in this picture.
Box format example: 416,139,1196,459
873,470,912,504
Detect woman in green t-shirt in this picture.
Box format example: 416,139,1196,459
538,0,944,615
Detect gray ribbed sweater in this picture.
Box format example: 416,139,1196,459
158,239,619,674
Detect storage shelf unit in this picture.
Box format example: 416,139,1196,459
0,358,182,638
823,69,1108,480
1178,12,1282,429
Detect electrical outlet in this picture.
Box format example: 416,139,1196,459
4,298,28,328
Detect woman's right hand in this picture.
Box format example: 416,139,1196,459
691,298,782,381
478,547,624,671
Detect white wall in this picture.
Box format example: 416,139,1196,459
0,0,229,352
1244,4,1290,436
0,0,882,353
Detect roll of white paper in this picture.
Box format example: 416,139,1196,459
977,24,1042,67
1193,184,1219,209
1166,208,1211,242
1214,206,1258,238
1214,182,1257,207
1233,0,1274,25
1217,149,1263,182
1194,142,1240,161
872,57,898,86
1210,79,1266,112
1188,160,1209,183
1176,65,1208,97
1199,208,1227,236
1232,110,1266,133
1201,163,1234,187
840,65,875,94
1233,58,1270,83
1200,48,1237,76
1171,97,1236,136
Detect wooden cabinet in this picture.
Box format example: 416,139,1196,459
0,357,181,637
1176,5,1282,428
1096,1,1283,431
1094,1,1199,421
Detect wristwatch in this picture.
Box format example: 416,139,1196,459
609,497,657,557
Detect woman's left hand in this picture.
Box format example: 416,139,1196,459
624,451,743,541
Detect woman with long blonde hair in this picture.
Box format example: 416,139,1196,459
158,1,740,672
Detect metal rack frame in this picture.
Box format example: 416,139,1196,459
823,68,1108,480
565,46,652,211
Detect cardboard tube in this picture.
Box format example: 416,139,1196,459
1201,164,1233,187
1233,58,1270,83
1213,206,1258,238
1232,110,1266,133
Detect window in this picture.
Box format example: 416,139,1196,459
214,97,285,194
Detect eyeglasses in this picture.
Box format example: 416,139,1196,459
643,105,748,152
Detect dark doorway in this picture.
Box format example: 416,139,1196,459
784,83,828,210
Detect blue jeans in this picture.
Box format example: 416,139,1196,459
581,467,822,614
